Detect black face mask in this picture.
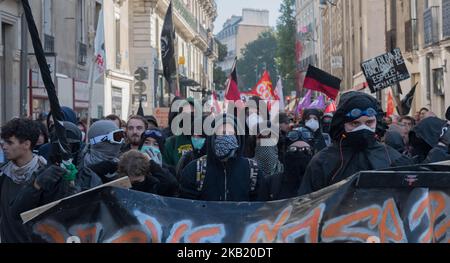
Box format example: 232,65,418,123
284,151,313,180
345,129,376,151
322,123,331,134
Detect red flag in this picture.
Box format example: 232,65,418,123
250,71,278,100
325,100,337,113
225,57,241,101
387,90,394,117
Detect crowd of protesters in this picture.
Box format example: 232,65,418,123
0,92,450,242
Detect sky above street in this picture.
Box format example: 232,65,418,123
213,0,283,34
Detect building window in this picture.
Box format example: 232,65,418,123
77,0,86,65
77,0,85,43
115,16,121,69
433,68,444,96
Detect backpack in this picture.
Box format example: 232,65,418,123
195,156,259,193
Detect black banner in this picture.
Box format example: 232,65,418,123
26,164,450,243
361,49,410,93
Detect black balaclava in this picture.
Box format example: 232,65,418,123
330,92,380,150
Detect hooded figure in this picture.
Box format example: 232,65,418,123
38,107,80,161
298,92,414,196
409,117,450,163
302,108,327,152
175,114,208,180
179,114,268,202
267,139,313,201
77,120,124,190
384,129,406,154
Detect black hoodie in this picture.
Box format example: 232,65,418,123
298,92,414,196
179,114,269,202
409,117,450,163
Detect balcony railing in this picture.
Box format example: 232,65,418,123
77,42,87,65
443,0,450,39
424,6,440,46
44,34,54,53
405,19,419,52
173,0,198,33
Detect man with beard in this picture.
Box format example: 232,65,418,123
298,92,414,195
121,115,149,153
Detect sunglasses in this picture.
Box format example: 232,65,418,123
346,108,378,119
142,129,163,138
287,146,313,155
89,129,125,145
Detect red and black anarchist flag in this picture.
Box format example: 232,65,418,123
303,65,341,100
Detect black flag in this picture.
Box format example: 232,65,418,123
161,1,176,88
398,83,418,115
137,99,144,117
22,0,70,164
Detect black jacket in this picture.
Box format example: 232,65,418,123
298,141,414,196
409,117,450,163
175,147,206,181
132,160,179,197
179,115,269,202
0,164,74,243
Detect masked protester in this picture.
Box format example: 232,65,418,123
179,114,269,202
76,120,125,190
322,113,333,134
277,113,291,164
409,117,450,163
298,92,414,196
267,139,313,201
137,128,178,196
175,114,208,181
254,123,283,178
163,98,198,168
302,109,327,152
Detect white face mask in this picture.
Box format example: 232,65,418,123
306,119,320,132
349,124,376,133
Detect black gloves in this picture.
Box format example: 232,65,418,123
35,165,66,191
88,160,118,182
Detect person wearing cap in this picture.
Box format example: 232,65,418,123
298,92,414,196
179,114,269,202
76,120,126,190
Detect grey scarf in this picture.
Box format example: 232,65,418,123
83,142,121,168
0,155,47,184
255,146,283,177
